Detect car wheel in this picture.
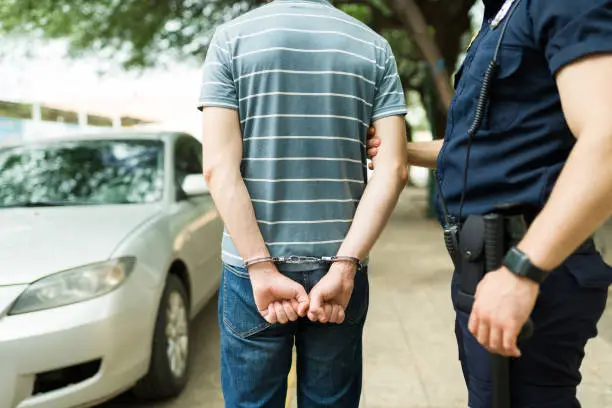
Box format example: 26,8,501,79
133,274,191,400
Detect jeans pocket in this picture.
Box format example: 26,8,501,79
344,268,370,325
222,263,271,338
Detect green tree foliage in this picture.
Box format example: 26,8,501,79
0,0,476,132
0,0,257,67
0,0,473,77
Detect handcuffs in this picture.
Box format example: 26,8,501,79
244,255,363,271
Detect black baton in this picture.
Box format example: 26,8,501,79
483,214,534,408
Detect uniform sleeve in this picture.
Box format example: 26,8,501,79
529,0,612,75
197,29,238,111
371,43,407,121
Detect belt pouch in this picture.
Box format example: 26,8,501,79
456,215,486,314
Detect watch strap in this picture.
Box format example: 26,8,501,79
502,246,548,284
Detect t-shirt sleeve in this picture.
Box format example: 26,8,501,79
197,29,238,111
529,0,612,75
371,42,407,121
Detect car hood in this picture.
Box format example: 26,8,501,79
0,204,162,285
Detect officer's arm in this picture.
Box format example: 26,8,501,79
407,140,443,169
367,133,442,169
337,115,409,260
517,54,612,271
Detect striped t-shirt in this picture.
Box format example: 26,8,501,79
198,0,407,270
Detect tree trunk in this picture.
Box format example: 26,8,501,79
385,0,454,112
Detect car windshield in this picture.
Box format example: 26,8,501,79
0,139,165,207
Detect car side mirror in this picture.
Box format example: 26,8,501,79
181,174,210,197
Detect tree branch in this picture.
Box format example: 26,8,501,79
385,0,454,112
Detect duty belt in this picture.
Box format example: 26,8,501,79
445,206,537,336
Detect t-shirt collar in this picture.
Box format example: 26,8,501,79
275,0,332,4
483,0,506,18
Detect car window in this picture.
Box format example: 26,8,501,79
0,139,165,207
174,136,203,186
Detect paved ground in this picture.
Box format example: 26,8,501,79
103,188,612,408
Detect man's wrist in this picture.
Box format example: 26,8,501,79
243,248,271,264
330,261,357,278
247,261,278,277
243,249,275,275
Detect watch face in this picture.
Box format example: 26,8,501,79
504,247,530,276
505,248,522,269
504,247,547,283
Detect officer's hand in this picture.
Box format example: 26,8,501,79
468,267,539,357
366,126,380,170
308,261,356,324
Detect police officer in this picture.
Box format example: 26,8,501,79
367,0,612,406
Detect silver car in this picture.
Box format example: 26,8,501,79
0,132,223,408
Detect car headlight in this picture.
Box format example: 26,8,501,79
9,257,136,315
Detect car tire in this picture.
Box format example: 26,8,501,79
133,274,191,400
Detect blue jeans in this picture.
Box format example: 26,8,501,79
219,263,369,408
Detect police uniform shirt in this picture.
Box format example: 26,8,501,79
436,0,612,220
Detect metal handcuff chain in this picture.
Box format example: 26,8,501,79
244,255,364,271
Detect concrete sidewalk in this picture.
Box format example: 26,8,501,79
290,188,612,408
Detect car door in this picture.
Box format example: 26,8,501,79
170,136,223,314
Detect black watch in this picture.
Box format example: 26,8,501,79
502,247,549,284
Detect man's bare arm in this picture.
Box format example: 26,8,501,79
307,116,409,323
201,107,309,324
201,108,269,261
367,129,442,169
338,116,409,260
517,54,612,271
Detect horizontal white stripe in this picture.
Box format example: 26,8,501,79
375,91,405,100
372,108,407,119
243,157,363,164
242,136,364,146
235,69,375,85
226,13,375,39
383,73,399,80
265,1,332,9
210,43,229,54
222,250,243,261
201,81,234,88
239,91,373,107
251,198,359,204
227,28,384,51
198,100,238,109
257,219,353,225
203,61,223,67
233,47,384,69
240,114,369,127
244,177,364,184
223,232,344,247
266,239,344,246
